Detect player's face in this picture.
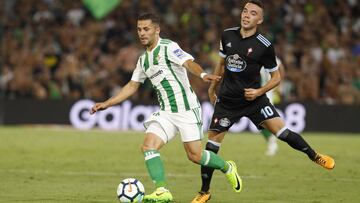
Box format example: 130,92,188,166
241,3,264,30
137,19,160,47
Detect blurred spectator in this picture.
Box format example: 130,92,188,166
1,0,359,105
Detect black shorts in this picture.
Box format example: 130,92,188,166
209,95,280,132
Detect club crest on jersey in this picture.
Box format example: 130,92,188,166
226,54,247,72
247,47,253,55
173,49,186,59
219,118,231,127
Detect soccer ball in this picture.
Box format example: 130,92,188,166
117,178,145,202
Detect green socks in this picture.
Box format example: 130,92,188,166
144,149,230,187
200,150,229,173
144,150,166,188
261,129,272,140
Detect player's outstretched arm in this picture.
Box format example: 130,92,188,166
183,60,221,82
208,57,225,104
90,80,140,114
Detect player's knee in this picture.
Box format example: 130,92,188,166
187,152,202,164
141,143,154,153
208,130,225,143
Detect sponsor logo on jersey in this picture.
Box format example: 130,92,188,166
149,70,163,79
173,49,186,59
226,54,247,72
226,42,232,47
219,118,231,127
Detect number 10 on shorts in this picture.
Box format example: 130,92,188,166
261,106,274,118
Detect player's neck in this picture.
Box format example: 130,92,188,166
146,37,160,52
240,27,257,38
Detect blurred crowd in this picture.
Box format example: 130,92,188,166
1,0,359,105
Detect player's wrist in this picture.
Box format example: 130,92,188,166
200,72,207,79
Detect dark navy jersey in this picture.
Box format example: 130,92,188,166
218,26,277,105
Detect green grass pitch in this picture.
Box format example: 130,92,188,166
0,126,359,202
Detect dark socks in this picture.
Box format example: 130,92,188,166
200,141,220,192
277,128,317,160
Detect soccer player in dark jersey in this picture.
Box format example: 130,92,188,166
192,1,335,202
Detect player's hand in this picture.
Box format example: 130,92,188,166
208,90,217,104
90,102,109,114
202,74,221,82
244,88,262,101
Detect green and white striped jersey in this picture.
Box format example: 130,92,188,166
131,38,200,113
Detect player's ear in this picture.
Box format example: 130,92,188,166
154,23,160,34
257,9,264,25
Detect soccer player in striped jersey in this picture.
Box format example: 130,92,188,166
192,1,335,202
90,13,242,203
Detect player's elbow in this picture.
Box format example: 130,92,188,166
274,77,281,86
271,72,281,86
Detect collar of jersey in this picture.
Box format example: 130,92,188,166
238,27,259,39
146,37,162,53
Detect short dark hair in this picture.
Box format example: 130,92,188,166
247,0,264,10
137,13,160,25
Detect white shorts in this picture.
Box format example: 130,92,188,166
144,108,203,143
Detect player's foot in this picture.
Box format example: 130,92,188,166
265,136,278,156
313,153,335,170
143,187,173,203
225,160,242,193
191,191,211,203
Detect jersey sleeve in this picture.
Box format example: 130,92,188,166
219,31,226,58
131,58,147,83
260,45,278,72
167,42,194,66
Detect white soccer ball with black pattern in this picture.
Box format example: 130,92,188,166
117,178,145,202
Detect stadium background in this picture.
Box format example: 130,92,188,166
0,0,359,202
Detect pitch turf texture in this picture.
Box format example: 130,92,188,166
0,127,359,203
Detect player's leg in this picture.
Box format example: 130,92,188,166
249,96,334,169
183,140,228,171
261,128,272,140
261,129,278,156
200,130,225,191
142,115,177,203
179,121,230,178
190,130,225,203
261,92,278,155
187,106,242,202
262,118,335,169
198,100,242,195
142,131,173,203
176,115,241,203
183,139,242,195
142,132,167,188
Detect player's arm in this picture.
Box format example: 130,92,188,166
244,70,280,101
208,57,225,104
183,60,221,82
259,69,281,94
167,42,221,82
245,44,279,101
278,61,285,80
90,80,140,114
